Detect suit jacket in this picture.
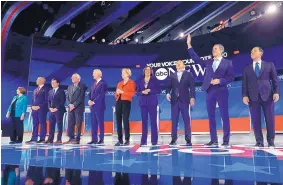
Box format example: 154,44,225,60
66,82,86,112
48,88,66,113
166,70,195,105
114,79,136,102
88,79,108,111
136,76,161,106
242,61,279,101
32,85,49,112
8,95,28,117
188,48,235,91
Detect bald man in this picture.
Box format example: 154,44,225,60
64,73,86,144
242,47,279,148
166,60,195,146
26,77,49,143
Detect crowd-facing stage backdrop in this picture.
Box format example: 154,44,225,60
2,11,283,136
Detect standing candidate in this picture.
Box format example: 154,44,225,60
26,77,49,144
242,47,279,147
6,87,28,144
187,34,234,147
136,66,161,146
45,78,66,144
64,73,86,144
88,69,107,145
166,60,195,146
114,68,136,146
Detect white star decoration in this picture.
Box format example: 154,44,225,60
210,162,275,175
99,158,146,167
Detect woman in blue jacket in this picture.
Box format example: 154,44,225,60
136,66,161,146
6,87,28,144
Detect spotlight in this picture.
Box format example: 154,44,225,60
116,39,120,44
135,38,139,43
102,38,105,43
71,23,76,28
219,20,224,24
266,4,277,14
249,9,256,16
92,36,95,40
277,2,282,7
179,32,184,38
35,28,39,32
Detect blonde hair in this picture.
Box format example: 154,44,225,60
37,77,46,83
122,68,132,77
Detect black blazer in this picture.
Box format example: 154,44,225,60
66,82,86,112
48,88,66,113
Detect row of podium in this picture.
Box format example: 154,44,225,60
25,106,283,135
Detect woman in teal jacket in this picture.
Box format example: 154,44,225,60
6,87,28,144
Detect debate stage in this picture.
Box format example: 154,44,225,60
1,134,283,185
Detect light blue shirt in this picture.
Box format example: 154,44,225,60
212,57,222,72
177,70,184,82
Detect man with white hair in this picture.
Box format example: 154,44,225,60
26,77,49,144
187,34,235,147
88,69,107,144
64,73,86,144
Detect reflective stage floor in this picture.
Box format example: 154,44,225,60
1,134,283,185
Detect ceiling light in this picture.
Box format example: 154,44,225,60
135,38,139,43
179,32,184,38
266,4,277,14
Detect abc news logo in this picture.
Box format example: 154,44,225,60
155,68,169,80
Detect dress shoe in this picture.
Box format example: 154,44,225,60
205,141,219,146
9,141,16,144
186,141,192,146
152,143,157,146
255,143,264,147
97,140,104,145
124,140,130,146
221,141,230,148
63,140,73,144
115,141,123,146
87,141,97,145
268,143,275,148
169,140,177,146
44,140,53,144
140,143,147,147
37,140,45,144
72,141,80,144
25,140,36,144
54,140,62,144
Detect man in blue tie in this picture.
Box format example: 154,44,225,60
242,47,279,148
186,34,234,147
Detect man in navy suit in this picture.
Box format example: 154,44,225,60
45,78,66,144
64,73,86,144
187,34,235,147
242,47,279,148
88,69,107,145
166,60,195,146
26,77,49,144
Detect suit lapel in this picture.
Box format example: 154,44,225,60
259,61,265,77
179,71,186,83
214,58,225,73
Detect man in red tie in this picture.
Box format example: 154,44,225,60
26,77,49,143
88,69,107,144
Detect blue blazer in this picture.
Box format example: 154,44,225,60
166,71,195,106
188,48,235,91
8,95,28,117
136,76,161,106
242,61,279,101
32,85,49,112
48,88,66,113
88,79,108,111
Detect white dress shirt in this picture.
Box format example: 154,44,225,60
177,70,184,82
213,57,222,72
53,87,59,94
253,60,262,71
96,78,102,84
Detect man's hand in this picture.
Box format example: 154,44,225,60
145,89,151,93
243,96,249,105
88,100,95,106
20,114,25,121
53,108,58,112
142,90,148,95
190,98,195,106
6,112,10,118
273,93,279,102
69,104,75,112
49,108,54,112
187,34,192,48
211,79,220,85
166,94,171,101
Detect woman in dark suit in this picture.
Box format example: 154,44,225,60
6,87,28,144
136,66,161,146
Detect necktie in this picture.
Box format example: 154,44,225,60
212,60,218,72
93,82,97,88
36,87,40,94
73,85,77,92
52,89,56,99
255,62,260,77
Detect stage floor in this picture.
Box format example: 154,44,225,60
1,133,283,185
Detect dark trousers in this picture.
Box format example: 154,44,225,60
31,110,48,141
171,101,191,142
10,116,24,142
249,95,275,144
48,111,64,142
68,109,83,141
116,100,131,142
140,105,158,144
91,108,105,142
206,86,230,143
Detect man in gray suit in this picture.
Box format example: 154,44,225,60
64,73,86,144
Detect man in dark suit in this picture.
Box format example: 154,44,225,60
45,78,66,144
88,69,107,145
26,77,49,144
242,47,279,148
187,34,234,147
64,73,86,144
166,60,195,146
